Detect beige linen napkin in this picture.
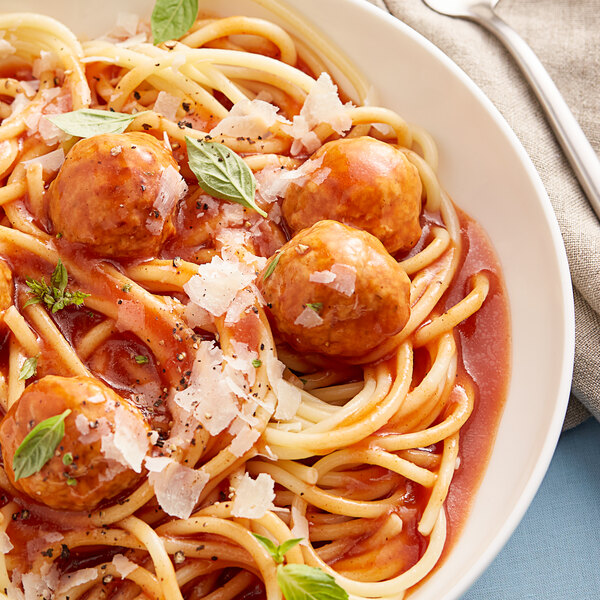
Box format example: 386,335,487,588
366,0,600,429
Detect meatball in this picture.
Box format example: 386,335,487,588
258,220,411,358
0,376,150,511
48,132,187,258
282,136,422,254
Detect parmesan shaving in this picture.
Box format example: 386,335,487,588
112,554,138,578
153,91,180,121
294,306,324,328
291,506,310,546
330,263,357,296
0,531,13,553
184,256,256,317
57,569,97,594
267,354,302,421
210,98,280,139
309,270,336,284
146,164,187,234
23,148,64,174
147,457,209,519
231,472,275,519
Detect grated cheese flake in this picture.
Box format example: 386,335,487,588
0,531,13,553
147,457,209,519
309,270,336,284
330,263,357,296
210,98,281,139
231,472,275,519
112,554,138,578
153,91,181,121
23,148,65,174
294,307,324,328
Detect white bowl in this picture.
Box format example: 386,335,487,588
6,0,575,597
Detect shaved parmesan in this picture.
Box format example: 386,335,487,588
112,554,138,578
146,164,187,234
267,355,302,421
0,531,13,553
116,299,146,333
229,421,261,457
309,270,336,284
330,263,357,296
294,307,323,328
255,156,327,203
57,569,97,594
0,39,15,58
283,72,353,155
173,341,239,435
32,51,58,79
291,506,310,546
101,406,149,473
210,98,280,139
153,91,180,121
147,458,209,519
231,472,275,519
185,256,255,317
23,148,65,174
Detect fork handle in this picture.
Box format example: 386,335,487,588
469,4,600,221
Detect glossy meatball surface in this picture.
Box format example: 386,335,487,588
259,220,411,358
282,136,422,254
0,376,150,511
48,132,186,258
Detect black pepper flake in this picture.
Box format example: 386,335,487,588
41,548,54,558
142,123,152,130
133,91,141,100
182,102,190,112
60,544,70,560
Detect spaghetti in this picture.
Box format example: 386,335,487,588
0,2,510,599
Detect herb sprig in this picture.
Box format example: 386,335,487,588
47,109,144,138
24,260,90,314
151,0,198,45
253,535,348,600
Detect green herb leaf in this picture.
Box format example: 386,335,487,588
47,109,143,138
277,564,348,600
252,358,262,368
50,259,68,294
66,477,77,486
185,137,267,217
62,452,73,466
25,262,90,314
263,253,281,281
13,410,71,481
151,0,198,45
134,355,149,365
253,535,303,564
306,303,323,313
18,355,39,381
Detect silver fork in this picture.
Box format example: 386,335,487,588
421,0,600,222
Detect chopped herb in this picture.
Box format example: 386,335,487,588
305,302,323,313
24,260,90,314
12,409,71,481
55,232,63,239
62,452,73,466
66,477,77,486
122,284,132,293
134,355,149,365
263,253,281,280
18,355,39,381
252,359,262,368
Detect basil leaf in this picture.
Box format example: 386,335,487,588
253,534,279,559
253,535,303,564
277,564,348,600
263,253,281,281
18,355,39,381
13,409,71,481
47,109,142,138
185,137,267,218
152,0,198,45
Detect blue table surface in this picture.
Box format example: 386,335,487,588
462,417,600,599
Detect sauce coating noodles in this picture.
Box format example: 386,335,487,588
0,3,510,600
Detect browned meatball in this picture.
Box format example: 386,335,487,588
48,132,187,258
258,220,411,358
282,136,422,254
0,376,150,511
